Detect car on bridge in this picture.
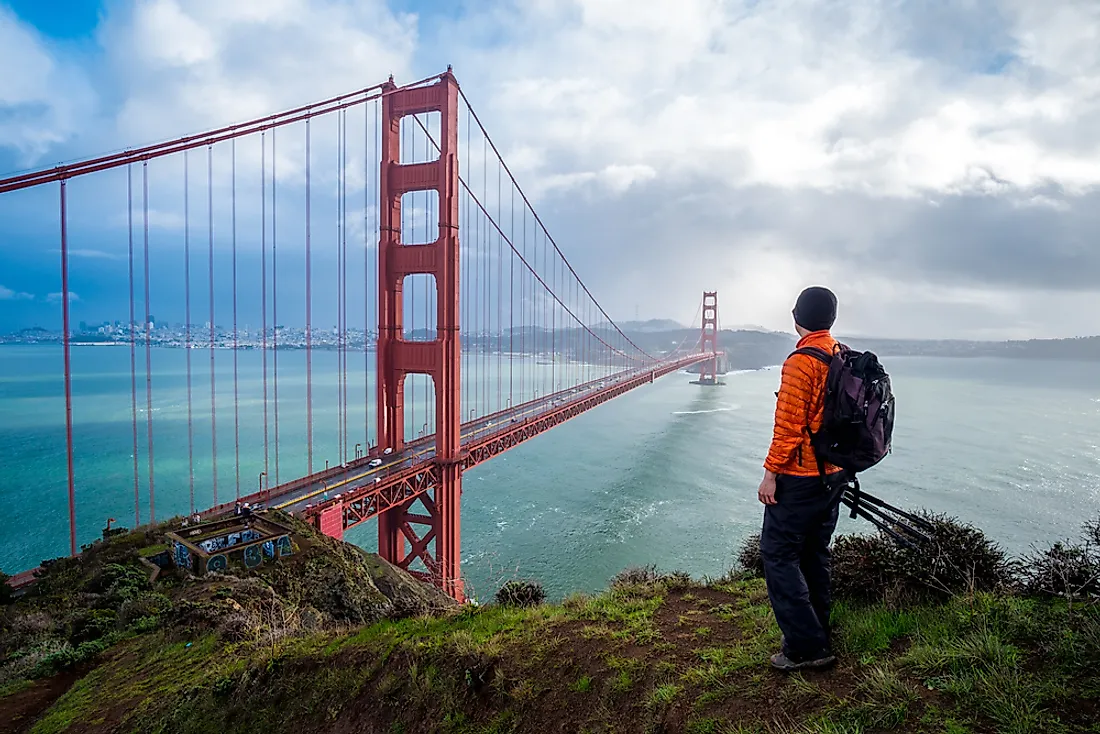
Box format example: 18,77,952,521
368,458,382,468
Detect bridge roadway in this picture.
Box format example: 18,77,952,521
201,353,710,533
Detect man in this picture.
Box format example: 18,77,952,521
758,285,847,672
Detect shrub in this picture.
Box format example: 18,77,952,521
736,533,765,579
1018,517,1100,600
494,580,545,608
69,609,118,645
99,562,150,604
118,592,173,626
0,639,68,687
661,570,694,591
611,564,661,588
831,512,1013,604
1085,517,1100,547
10,610,55,640
891,512,1013,601
30,635,117,679
831,533,898,602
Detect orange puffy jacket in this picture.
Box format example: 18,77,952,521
763,330,841,477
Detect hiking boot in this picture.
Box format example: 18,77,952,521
769,651,836,672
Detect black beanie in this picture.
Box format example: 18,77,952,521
793,286,837,332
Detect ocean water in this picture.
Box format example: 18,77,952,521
1,345,1098,600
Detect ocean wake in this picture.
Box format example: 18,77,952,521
673,405,740,415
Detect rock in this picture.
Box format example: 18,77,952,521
355,551,459,617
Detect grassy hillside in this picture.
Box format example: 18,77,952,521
2,513,1099,733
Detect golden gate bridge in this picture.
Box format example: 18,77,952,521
0,68,721,600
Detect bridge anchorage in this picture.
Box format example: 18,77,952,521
0,67,715,602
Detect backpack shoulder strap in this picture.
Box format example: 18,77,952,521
790,346,832,366
788,345,835,487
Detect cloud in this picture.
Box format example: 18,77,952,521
1,0,1099,339
68,249,121,260
46,291,80,304
95,0,417,146
453,0,1100,198
0,285,33,300
434,0,1100,337
0,7,95,167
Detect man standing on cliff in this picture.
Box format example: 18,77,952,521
758,286,846,672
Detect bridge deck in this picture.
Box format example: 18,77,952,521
201,355,709,529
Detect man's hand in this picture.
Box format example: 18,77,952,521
758,471,778,505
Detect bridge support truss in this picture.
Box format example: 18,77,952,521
375,71,464,600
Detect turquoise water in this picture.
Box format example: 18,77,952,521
2,345,1099,600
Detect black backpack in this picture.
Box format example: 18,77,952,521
792,344,895,482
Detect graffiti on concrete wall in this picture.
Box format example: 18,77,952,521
276,535,293,557
244,544,262,568
199,528,262,554
174,542,193,572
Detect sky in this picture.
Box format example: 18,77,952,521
1,0,1098,340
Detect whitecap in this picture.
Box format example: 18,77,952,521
673,405,741,415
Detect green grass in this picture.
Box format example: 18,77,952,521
0,678,34,698
568,584,665,644
648,683,682,707
606,655,646,693
570,675,593,693
830,603,942,660
9,568,1100,734
138,544,169,558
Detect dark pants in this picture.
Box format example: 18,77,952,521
760,472,846,661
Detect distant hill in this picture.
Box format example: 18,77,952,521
845,335,1100,362
605,319,686,333
621,327,1100,372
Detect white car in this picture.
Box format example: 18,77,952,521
368,458,382,468
383,447,394,455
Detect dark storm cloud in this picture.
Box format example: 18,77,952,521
534,177,1100,303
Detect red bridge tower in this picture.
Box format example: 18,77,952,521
697,291,721,386
375,70,464,600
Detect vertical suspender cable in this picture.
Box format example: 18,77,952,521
521,203,526,400
305,118,314,476
365,101,374,451
509,186,514,408
142,161,156,522
473,125,480,418
272,129,280,485
543,230,549,397
208,145,219,507
342,109,349,463
261,133,269,490
497,157,502,414
59,180,77,555
232,138,241,500
127,167,141,528
482,126,488,418
337,111,344,465
462,109,470,426
184,154,195,515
